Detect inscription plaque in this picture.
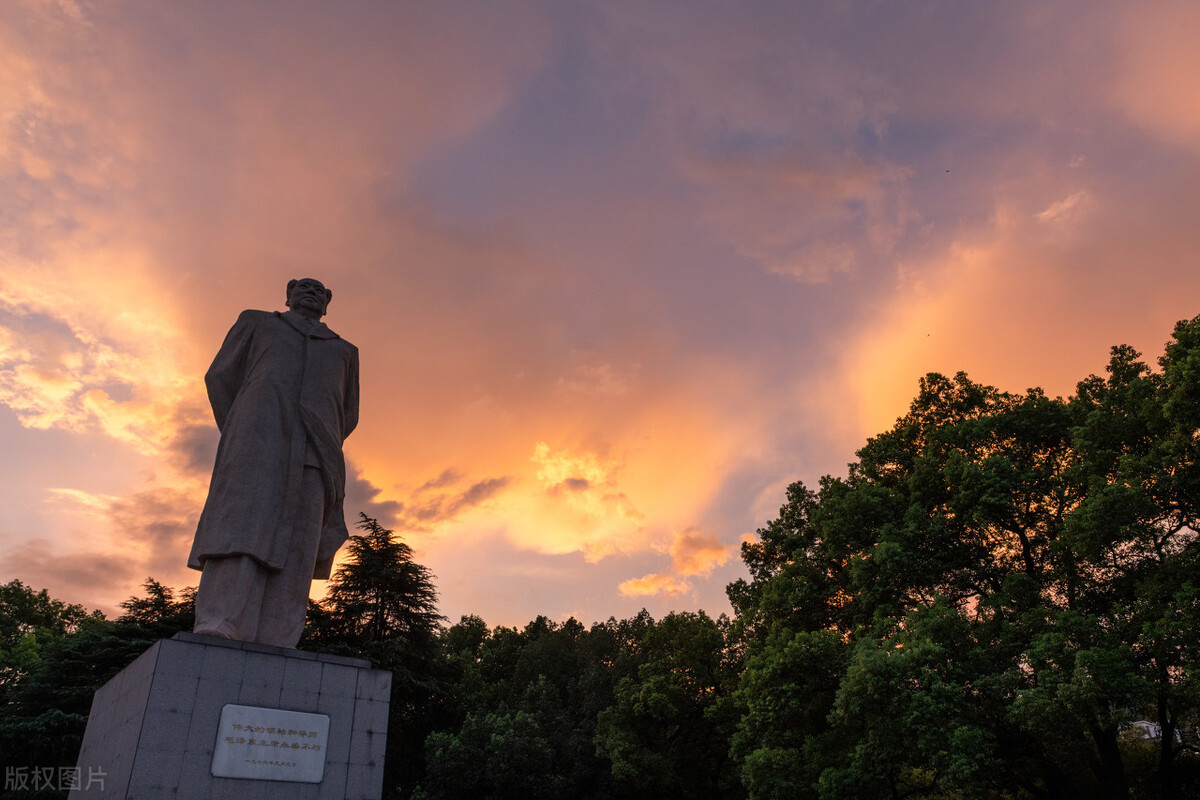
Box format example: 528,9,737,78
211,704,331,783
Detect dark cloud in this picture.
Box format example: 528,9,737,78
0,539,140,616
344,463,404,530
403,476,512,529
165,415,220,477
419,468,464,492
106,487,201,579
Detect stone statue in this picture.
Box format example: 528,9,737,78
188,278,359,647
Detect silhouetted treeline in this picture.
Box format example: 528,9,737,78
7,318,1200,799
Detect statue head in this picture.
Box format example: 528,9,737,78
286,278,332,320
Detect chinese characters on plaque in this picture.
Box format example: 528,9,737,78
210,704,331,783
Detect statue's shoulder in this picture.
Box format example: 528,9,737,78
325,331,358,357
235,309,275,324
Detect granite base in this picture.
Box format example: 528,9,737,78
68,632,391,799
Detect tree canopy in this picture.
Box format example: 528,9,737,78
728,316,1200,799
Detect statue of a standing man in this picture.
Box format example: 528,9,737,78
189,278,359,647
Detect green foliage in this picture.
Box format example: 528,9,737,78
0,580,98,699
727,317,1200,800
301,513,443,799
595,610,744,800
0,579,194,800
417,613,640,800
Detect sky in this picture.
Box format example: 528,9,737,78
4,0,1200,628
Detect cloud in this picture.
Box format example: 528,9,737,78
532,441,643,523
106,487,202,578
165,418,220,477
592,3,909,282
678,153,912,282
668,528,735,577
618,573,692,598
0,268,206,458
1034,191,1093,226
555,357,634,397
419,468,464,492
618,527,735,598
0,539,138,613
340,464,405,531
47,487,117,511
832,165,1200,443
10,0,1200,629
394,470,513,531
2,481,202,615
46,485,201,579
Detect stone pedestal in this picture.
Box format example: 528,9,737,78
69,632,391,800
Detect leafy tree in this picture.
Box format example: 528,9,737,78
301,513,443,799
595,610,744,799
0,580,97,700
729,317,1200,799
417,613,653,800
0,579,194,799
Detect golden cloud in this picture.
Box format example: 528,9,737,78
531,441,642,523
668,528,734,577
0,265,205,456
618,572,692,598
618,527,736,598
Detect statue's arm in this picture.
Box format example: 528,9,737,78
204,310,255,431
343,345,360,439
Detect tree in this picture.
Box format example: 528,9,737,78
0,579,194,799
728,317,1200,799
301,513,443,799
0,580,97,700
595,611,744,800
416,612,654,800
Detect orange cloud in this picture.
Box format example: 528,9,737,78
618,527,736,598
618,573,692,598
669,528,735,577
0,258,206,456
531,441,642,524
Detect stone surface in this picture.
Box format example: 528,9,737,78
210,704,330,782
190,278,360,647
70,633,391,800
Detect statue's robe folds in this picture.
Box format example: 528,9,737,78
189,309,359,580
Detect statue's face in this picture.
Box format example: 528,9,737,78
287,278,330,317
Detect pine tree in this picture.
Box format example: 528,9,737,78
302,512,443,798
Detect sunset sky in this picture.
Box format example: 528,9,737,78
4,0,1200,627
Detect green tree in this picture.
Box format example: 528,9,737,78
301,513,443,799
0,579,194,799
0,580,97,700
417,613,652,800
595,610,744,800
729,317,1200,800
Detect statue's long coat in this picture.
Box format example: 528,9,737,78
189,309,359,579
